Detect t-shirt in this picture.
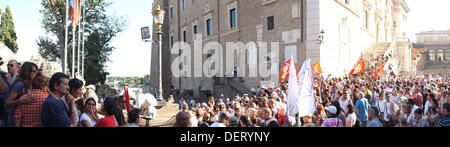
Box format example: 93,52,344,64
321,118,344,127
355,98,370,122
95,115,117,127
339,98,350,114
80,113,96,127
346,113,357,127
7,81,25,127
384,101,399,121
367,118,383,127
41,94,72,127
407,105,420,124
412,118,429,127
210,122,226,127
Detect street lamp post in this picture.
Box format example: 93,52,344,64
152,5,166,106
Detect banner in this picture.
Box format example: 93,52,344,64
297,59,316,117
286,56,299,117
349,59,365,75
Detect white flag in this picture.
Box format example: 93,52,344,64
297,59,316,117
286,55,299,117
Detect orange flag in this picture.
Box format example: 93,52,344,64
349,59,365,75
313,62,323,75
280,59,292,81
377,63,384,74
372,68,379,79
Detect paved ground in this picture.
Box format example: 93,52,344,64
139,103,179,127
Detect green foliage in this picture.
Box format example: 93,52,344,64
37,0,126,85
107,74,150,87
0,6,18,53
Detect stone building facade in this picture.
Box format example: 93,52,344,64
151,0,411,100
413,29,450,74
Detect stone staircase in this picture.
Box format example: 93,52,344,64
362,42,392,62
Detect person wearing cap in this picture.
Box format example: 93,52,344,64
321,106,343,127
210,112,230,127
85,85,99,110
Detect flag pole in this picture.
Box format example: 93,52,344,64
81,0,86,80
64,0,69,74
77,2,81,79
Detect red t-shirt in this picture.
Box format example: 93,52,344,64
95,115,117,127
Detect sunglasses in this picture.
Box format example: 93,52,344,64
31,70,37,73
8,64,14,67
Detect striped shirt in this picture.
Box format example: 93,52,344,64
435,114,450,127
14,89,49,127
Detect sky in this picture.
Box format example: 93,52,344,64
0,0,154,77
0,0,449,77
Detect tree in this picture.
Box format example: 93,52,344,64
38,0,126,85
0,6,19,53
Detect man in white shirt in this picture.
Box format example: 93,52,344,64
407,99,420,125
384,94,399,127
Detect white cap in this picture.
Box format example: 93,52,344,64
86,85,96,91
325,106,337,115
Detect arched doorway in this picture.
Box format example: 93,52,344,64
437,49,444,62
429,50,436,61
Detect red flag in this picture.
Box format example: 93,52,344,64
349,59,365,75
313,62,323,75
280,59,292,81
124,84,131,113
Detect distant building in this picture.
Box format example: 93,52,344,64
413,29,450,74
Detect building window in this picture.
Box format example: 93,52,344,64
192,0,196,3
182,0,186,11
183,30,187,42
268,16,274,30
206,19,212,36
193,25,198,40
170,36,174,48
169,6,173,19
441,36,445,41
230,8,237,28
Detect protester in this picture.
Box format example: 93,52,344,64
127,108,140,127
85,84,99,110
412,108,429,127
173,111,190,127
113,95,127,127
301,114,315,127
238,115,254,127
68,79,84,127
7,59,21,84
383,94,400,127
260,108,280,127
13,72,49,127
5,62,38,127
435,103,450,127
95,97,117,127
427,106,440,127
367,106,384,127
80,98,99,127
355,92,370,127
0,60,10,126
346,103,357,127
41,72,76,127
211,112,230,127
322,106,344,127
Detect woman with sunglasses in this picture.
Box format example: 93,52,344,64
4,62,38,127
80,98,99,127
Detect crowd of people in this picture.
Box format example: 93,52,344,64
173,54,449,128
0,59,140,127
173,72,449,127
1,57,449,128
